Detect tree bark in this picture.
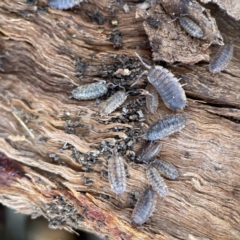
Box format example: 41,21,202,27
0,0,240,239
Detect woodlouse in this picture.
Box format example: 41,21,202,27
100,91,128,116
131,187,157,225
146,84,159,114
132,53,187,111
146,17,161,28
136,141,162,164
146,165,168,197
48,0,83,9
152,159,179,180
146,114,187,141
108,152,126,195
179,16,203,38
209,41,235,73
71,80,108,100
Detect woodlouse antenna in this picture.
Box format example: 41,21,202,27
105,145,118,154
168,14,187,23
130,71,148,88
137,89,152,96
107,82,117,88
168,16,179,23
93,78,106,84
135,52,151,70
138,132,147,139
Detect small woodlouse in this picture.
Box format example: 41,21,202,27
146,84,159,114
146,114,187,141
108,152,126,195
132,187,157,225
100,91,128,116
48,0,83,9
209,42,234,74
179,16,203,38
71,81,108,100
136,141,162,164
146,17,161,28
152,159,179,180
132,53,186,111
146,165,168,197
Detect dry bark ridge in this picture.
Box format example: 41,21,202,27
0,0,240,239
137,0,223,63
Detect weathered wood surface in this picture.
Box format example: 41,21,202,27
0,0,240,239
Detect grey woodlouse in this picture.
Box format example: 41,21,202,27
146,165,168,197
100,91,128,116
136,141,162,164
108,152,126,195
179,16,203,38
48,0,83,9
131,187,157,225
152,159,179,180
132,53,187,111
146,114,187,141
71,80,108,100
146,84,159,114
209,40,235,73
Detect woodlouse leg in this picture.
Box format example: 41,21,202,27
182,111,190,118
230,36,239,43
0,55,4,72
188,122,198,134
95,98,100,105
131,71,148,88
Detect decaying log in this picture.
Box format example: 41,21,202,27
0,0,240,239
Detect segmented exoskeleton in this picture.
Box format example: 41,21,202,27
108,151,126,195
48,0,83,9
209,38,237,73
152,159,179,180
132,53,187,111
179,16,203,38
146,114,187,141
71,80,108,100
136,141,162,164
100,91,128,116
132,187,157,225
146,165,168,197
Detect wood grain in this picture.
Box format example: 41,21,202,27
0,0,240,239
